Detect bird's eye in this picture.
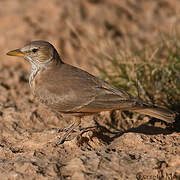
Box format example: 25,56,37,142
32,48,38,53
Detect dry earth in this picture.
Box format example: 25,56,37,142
0,0,180,179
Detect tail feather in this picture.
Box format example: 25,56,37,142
133,107,176,123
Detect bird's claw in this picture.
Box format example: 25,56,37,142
55,135,76,145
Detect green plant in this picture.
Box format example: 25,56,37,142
95,37,180,109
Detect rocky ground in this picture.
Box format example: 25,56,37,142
0,0,180,179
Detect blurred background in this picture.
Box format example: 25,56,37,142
1,0,179,69
0,0,180,179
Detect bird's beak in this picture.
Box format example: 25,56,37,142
7,49,25,57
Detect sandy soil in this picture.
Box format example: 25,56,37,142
0,0,180,179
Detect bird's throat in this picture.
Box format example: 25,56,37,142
29,63,41,89
25,56,52,89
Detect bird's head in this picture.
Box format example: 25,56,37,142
7,40,61,66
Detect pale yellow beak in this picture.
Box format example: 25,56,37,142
7,49,25,57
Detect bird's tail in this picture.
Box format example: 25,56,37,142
133,107,177,123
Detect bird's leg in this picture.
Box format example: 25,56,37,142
55,117,81,145
57,122,76,133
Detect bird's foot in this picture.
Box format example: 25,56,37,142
57,123,76,133
54,122,77,145
54,126,97,145
55,135,76,145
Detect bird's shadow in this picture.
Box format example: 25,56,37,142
88,103,180,144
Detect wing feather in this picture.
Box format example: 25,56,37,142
34,63,143,113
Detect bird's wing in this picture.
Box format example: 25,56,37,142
34,63,146,113
76,82,147,113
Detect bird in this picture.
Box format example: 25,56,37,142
7,40,177,144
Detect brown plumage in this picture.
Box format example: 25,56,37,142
7,40,177,144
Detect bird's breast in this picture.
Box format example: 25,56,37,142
29,67,44,94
